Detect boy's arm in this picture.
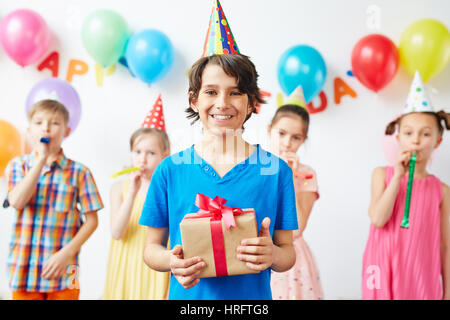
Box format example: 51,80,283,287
271,229,295,272
8,156,46,210
440,183,450,300
144,226,205,289
42,211,98,280
143,226,171,272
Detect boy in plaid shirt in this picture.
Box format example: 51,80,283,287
4,99,103,300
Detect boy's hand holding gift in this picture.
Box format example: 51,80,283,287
169,245,205,289
237,217,273,271
180,193,272,282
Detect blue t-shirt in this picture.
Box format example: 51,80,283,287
139,144,298,300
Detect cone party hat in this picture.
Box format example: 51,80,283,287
277,85,307,110
141,94,166,131
403,71,435,114
202,0,240,57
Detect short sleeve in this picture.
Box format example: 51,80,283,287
5,157,25,193
77,167,104,214
274,164,299,231
139,162,169,228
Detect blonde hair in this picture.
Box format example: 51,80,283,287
28,99,69,125
129,128,170,153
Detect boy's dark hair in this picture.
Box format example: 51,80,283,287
385,111,450,136
268,104,310,137
185,54,266,125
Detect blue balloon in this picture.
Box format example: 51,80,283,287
125,29,174,84
277,45,327,103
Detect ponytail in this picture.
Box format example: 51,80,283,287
385,118,399,135
436,110,450,133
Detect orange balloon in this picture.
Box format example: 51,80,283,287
0,120,23,177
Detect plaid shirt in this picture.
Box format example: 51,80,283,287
5,150,103,292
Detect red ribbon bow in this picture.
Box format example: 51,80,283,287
194,193,244,230
185,193,245,277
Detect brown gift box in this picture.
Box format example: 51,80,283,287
180,209,260,278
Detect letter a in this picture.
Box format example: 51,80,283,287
37,51,59,77
334,77,357,105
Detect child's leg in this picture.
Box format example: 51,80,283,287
46,288,80,300
11,291,45,300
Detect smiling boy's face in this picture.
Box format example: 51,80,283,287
189,64,253,137
28,110,70,153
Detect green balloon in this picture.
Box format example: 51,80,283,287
82,9,130,68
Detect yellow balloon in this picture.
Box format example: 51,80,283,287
399,19,450,82
0,120,23,177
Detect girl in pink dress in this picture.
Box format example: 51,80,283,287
268,101,324,300
362,72,450,300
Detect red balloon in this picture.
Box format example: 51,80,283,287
351,34,399,92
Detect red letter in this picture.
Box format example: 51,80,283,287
334,77,357,105
37,51,59,77
307,91,327,114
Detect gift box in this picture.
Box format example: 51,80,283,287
180,193,259,278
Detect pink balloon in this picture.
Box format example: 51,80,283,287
0,9,51,66
381,132,400,166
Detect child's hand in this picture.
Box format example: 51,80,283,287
41,247,73,280
394,150,413,179
36,137,50,162
169,245,205,289
129,170,142,195
280,151,299,172
237,217,273,272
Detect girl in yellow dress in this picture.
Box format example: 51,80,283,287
103,97,170,299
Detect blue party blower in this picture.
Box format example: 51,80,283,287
40,137,50,144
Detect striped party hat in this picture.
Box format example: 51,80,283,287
277,85,307,110
403,71,434,114
202,0,240,56
141,94,166,131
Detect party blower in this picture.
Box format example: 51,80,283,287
401,151,417,229
40,137,50,144
109,167,140,178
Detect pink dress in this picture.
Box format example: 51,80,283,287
271,163,324,300
362,166,443,300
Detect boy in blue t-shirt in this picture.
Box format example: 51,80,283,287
139,54,298,300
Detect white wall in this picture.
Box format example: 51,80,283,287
0,0,449,300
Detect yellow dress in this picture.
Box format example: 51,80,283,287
102,180,170,299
